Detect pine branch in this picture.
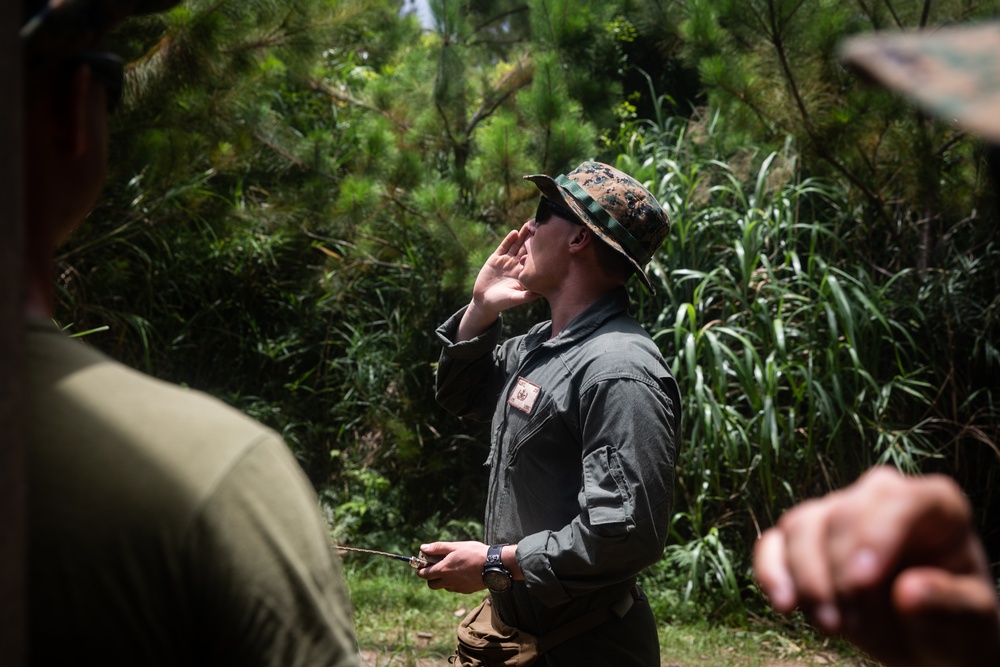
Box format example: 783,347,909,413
252,130,325,176
851,115,888,180
938,132,968,156
466,37,525,48
224,18,340,55
887,3,904,29
716,80,782,138
766,0,813,135
307,78,406,131
755,0,890,219
919,0,932,28
876,0,904,28
470,5,530,37
465,55,534,136
852,0,873,22
715,76,887,214
433,43,464,168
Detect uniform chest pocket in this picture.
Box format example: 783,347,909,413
494,374,553,463
503,400,557,466
487,390,555,469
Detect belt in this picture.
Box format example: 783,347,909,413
538,585,641,653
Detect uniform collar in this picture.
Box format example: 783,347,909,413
530,287,630,348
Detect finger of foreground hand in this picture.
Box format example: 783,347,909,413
753,528,798,613
826,470,976,593
891,568,1000,667
894,567,1000,618
777,498,843,631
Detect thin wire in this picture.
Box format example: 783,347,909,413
335,545,428,568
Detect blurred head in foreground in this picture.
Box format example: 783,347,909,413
840,22,1000,143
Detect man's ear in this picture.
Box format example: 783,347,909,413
568,225,593,254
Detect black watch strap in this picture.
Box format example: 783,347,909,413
483,543,513,592
486,543,506,566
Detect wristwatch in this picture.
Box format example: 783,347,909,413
482,544,513,593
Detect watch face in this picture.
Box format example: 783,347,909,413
483,568,512,592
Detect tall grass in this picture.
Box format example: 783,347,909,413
617,111,948,616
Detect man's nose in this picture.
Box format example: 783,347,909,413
527,218,538,234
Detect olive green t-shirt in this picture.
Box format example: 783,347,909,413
26,318,360,666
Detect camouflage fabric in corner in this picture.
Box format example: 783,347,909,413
524,161,671,294
840,22,1000,144
21,0,181,61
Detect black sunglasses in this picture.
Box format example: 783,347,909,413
535,197,583,225
64,51,125,114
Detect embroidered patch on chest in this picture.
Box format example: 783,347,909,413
508,376,542,414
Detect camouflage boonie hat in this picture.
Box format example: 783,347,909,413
21,0,180,62
524,161,671,294
839,22,1000,143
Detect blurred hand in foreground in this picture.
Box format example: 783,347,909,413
754,466,1000,667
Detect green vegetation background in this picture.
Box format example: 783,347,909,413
58,0,1000,638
